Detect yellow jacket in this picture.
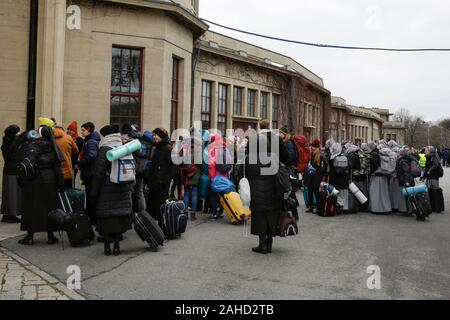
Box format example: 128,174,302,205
419,153,427,168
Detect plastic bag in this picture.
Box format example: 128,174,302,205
239,177,251,209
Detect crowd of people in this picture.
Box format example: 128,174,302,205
0,117,446,256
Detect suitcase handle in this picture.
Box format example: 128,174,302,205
58,192,73,213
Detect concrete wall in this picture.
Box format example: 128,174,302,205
0,0,30,185
60,0,194,133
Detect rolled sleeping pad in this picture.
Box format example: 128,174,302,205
349,182,369,204
106,139,142,162
402,184,428,197
27,130,38,139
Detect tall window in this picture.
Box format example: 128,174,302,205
233,86,243,116
260,92,268,120
201,80,212,129
171,58,180,134
218,84,228,134
272,94,280,129
111,46,143,127
247,89,256,117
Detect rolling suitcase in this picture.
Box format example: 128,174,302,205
348,193,360,214
161,201,188,238
134,211,165,248
429,188,445,213
57,192,95,248
409,193,432,221
317,191,338,217
65,189,85,213
67,213,95,247
220,192,251,225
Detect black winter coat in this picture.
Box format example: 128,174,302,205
78,132,101,180
259,131,289,166
146,138,173,191
1,136,19,175
397,156,416,187
425,154,442,180
20,139,63,233
90,146,133,219
245,155,280,237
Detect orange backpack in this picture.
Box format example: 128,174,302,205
293,135,311,173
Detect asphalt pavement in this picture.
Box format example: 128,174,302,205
1,169,449,300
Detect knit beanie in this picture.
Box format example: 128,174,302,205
67,121,78,133
311,139,320,148
279,125,289,135
38,117,55,128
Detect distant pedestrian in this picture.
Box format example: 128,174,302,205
368,142,392,214
424,147,443,189
1,125,22,223
329,142,350,213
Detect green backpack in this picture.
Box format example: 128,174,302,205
353,149,371,177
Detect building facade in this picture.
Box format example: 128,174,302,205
194,31,331,141
330,97,385,144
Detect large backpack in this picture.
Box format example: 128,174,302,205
353,149,371,177
110,154,136,184
379,148,397,176
16,141,38,181
347,151,361,171
333,154,349,175
293,135,311,173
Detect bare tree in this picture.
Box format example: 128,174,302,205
394,109,425,147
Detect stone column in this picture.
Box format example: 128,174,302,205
36,0,66,124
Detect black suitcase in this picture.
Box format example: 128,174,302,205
409,193,433,221
134,211,165,248
348,193,360,214
57,192,95,248
161,201,188,238
429,188,445,213
67,213,95,247
317,192,338,217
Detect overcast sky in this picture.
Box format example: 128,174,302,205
199,0,450,122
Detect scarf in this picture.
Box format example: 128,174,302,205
99,133,123,149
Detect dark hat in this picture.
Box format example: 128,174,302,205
100,125,119,137
4,125,20,136
279,125,290,135
121,123,133,135
153,128,169,140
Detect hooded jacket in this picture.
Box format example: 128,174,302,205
53,127,79,180
78,131,101,180
207,134,230,180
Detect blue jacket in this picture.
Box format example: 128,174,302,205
285,139,297,167
78,131,101,180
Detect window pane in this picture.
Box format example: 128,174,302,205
121,70,130,93
122,49,130,71
112,48,121,70
111,96,120,116
111,70,121,93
